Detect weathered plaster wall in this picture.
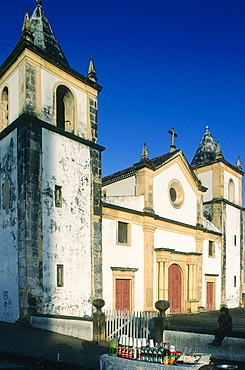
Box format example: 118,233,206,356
0,131,19,322
103,195,144,211
103,176,136,196
102,218,144,311
42,129,92,316
154,163,197,225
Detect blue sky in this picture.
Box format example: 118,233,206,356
1,0,244,178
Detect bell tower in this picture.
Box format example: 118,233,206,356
0,1,104,322
191,127,244,308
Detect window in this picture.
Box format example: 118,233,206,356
208,241,215,257
228,179,235,203
234,276,236,288
168,179,184,209
1,86,9,130
56,85,75,133
57,264,64,287
234,235,237,246
117,221,128,244
55,185,62,207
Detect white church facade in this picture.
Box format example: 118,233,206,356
102,132,244,314
0,1,244,324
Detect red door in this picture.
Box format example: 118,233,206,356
116,279,130,311
206,282,214,311
168,264,182,314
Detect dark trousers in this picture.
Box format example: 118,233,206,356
214,328,232,344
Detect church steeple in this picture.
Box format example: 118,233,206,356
191,126,223,167
29,0,69,66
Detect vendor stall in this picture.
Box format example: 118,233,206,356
100,354,213,370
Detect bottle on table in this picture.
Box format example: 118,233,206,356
157,342,163,363
169,345,176,365
128,337,133,359
132,338,137,360
153,343,158,363
137,338,142,360
108,335,118,356
163,342,170,364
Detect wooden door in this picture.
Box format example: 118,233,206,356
168,264,182,314
206,282,214,311
116,279,130,311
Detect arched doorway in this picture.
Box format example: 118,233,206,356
168,264,182,314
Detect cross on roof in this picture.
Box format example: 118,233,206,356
168,127,178,149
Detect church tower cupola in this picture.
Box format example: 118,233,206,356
191,126,223,167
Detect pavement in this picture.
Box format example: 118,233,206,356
0,308,244,369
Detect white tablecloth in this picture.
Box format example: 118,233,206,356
100,354,210,370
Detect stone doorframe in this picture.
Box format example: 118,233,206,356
111,267,138,312
156,248,202,313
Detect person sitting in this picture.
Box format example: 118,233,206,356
214,307,232,346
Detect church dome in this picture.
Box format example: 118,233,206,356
191,126,222,167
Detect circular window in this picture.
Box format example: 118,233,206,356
168,180,184,208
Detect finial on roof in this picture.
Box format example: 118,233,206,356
215,141,223,159
36,0,42,5
168,127,178,153
236,156,242,171
21,8,34,43
87,55,98,83
141,141,149,161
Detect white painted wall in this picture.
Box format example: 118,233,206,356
224,170,239,204
0,131,19,322
195,170,212,202
102,218,144,311
103,195,144,211
0,70,19,125
225,205,241,308
42,129,92,317
103,176,136,196
154,229,196,253
40,69,87,138
202,240,222,309
154,163,197,225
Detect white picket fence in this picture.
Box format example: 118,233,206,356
105,310,157,342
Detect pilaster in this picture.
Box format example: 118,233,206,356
143,220,156,311
17,118,43,319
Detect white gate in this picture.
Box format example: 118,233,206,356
105,310,157,342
